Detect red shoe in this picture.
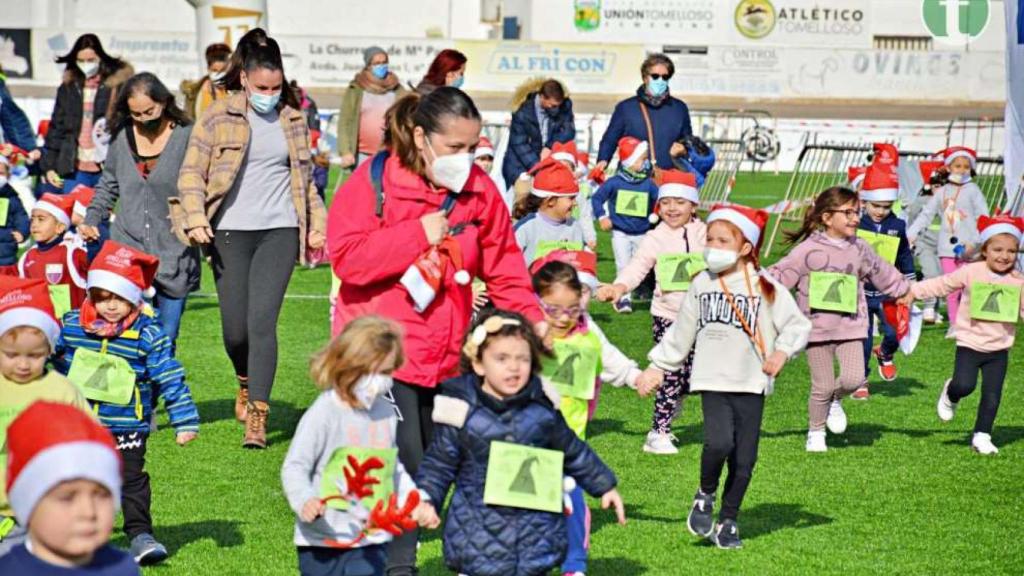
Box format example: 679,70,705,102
852,385,870,400
874,346,897,382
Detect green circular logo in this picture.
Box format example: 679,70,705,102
922,0,989,44
735,0,776,40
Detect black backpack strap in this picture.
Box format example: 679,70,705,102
371,151,390,218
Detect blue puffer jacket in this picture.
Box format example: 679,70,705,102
501,93,576,188
0,184,29,266
0,78,38,152
415,373,617,576
597,86,693,170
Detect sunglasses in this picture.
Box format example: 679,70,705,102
538,299,582,320
649,73,672,80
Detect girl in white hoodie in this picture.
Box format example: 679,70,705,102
638,204,811,550
597,169,706,455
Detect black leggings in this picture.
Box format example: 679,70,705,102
948,346,1008,435
700,392,765,522
211,228,298,403
117,432,151,539
385,381,437,575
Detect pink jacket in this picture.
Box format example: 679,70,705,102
613,220,707,320
912,261,1024,352
328,155,543,388
767,231,910,343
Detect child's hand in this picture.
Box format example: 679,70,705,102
175,431,198,446
301,498,325,523
413,501,441,529
586,240,597,251
599,218,613,232
636,368,664,397
601,489,627,525
596,284,621,302
898,289,917,307
761,350,788,377
11,231,23,244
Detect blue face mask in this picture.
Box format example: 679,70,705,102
647,77,669,97
371,64,389,79
249,90,280,114
450,75,465,89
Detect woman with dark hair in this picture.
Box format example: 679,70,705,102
177,28,326,448
42,33,133,192
502,77,576,188
327,87,544,574
79,72,199,349
414,48,467,95
596,53,692,172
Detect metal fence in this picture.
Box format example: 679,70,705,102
698,138,744,209
762,136,1006,256
946,117,1004,158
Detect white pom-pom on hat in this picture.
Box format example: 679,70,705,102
454,270,471,286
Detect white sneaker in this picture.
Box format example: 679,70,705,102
944,326,957,340
643,431,679,455
806,430,827,452
972,432,999,455
826,400,847,434
922,308,936,323
937,379,958,422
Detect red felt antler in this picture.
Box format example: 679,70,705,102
368,490,420,536
343,455,384,499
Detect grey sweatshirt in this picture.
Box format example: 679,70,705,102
514,211,587,266
907,182,988,258
281,389,418,548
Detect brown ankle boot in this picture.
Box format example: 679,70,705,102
242,401,269,449
234,386,249,422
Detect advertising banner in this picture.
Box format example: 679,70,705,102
730,0,872,48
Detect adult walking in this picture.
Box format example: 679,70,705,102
413,49,467,95
79,73,200,349
328,87,544,575
177,29,326,448
42,33,133,193
338,46,408,171
501,78,576,188
596,53,692,173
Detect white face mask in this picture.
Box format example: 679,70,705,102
703,247,740,273
424,136,473,193
948,172,971,185
352,374,394,409
77,60,99,78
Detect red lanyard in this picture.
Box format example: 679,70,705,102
717,265,767,362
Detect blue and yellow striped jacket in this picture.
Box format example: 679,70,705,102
52,310,200,435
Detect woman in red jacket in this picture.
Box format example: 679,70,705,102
328,87,543,574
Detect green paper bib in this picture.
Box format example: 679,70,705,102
970,282,1021,323
542,331,602,400
483,441,563,513
67,348,137,405
656,253,706,292
615,190,648,218
809,271,858,314
857,230,900,265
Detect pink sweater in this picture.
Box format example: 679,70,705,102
612,220,707,320
912,261,1024,352
767,231,910,343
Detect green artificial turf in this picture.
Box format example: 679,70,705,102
127,170,1023,575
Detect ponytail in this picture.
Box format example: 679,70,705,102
513,193,544,220
749,250,776,305
784,186,858,246
383,87,481,175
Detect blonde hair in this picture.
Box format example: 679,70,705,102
309,316,404,405
0,325,49,348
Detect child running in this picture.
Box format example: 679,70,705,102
19,193,88,319
638,204,810,549
907,147,989,336
855,166,916,397
531,251,639,575
52,241,199,566
415,309,626,576
597,169,707,454
281,316,431,576
902,214,1024,455
514,160,587,266
767,187,911,452
590,137,658,314
905,161,947,325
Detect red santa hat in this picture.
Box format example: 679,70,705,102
917,160,944,191
400,236,470,313
68,184,96,218
0,277,61,348
530,161,579,198
872,142,899,167
617,137,648,168
33,193,74,228
860,164,900,202
977,213,1024,244
551,140,578,167
474,137,495,159
706,203,769,248
529,249,599,293
87,241,159,304
847,166,867,191
575,151,590,168
649,170,699,224
5,401,122,525
943,146,977,170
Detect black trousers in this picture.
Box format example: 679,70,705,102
700,392,765,522
211,228,299,403
385,381,438,575
116,432,151,539
948,346,1008,434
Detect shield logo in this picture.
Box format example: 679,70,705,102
45,263,64,285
